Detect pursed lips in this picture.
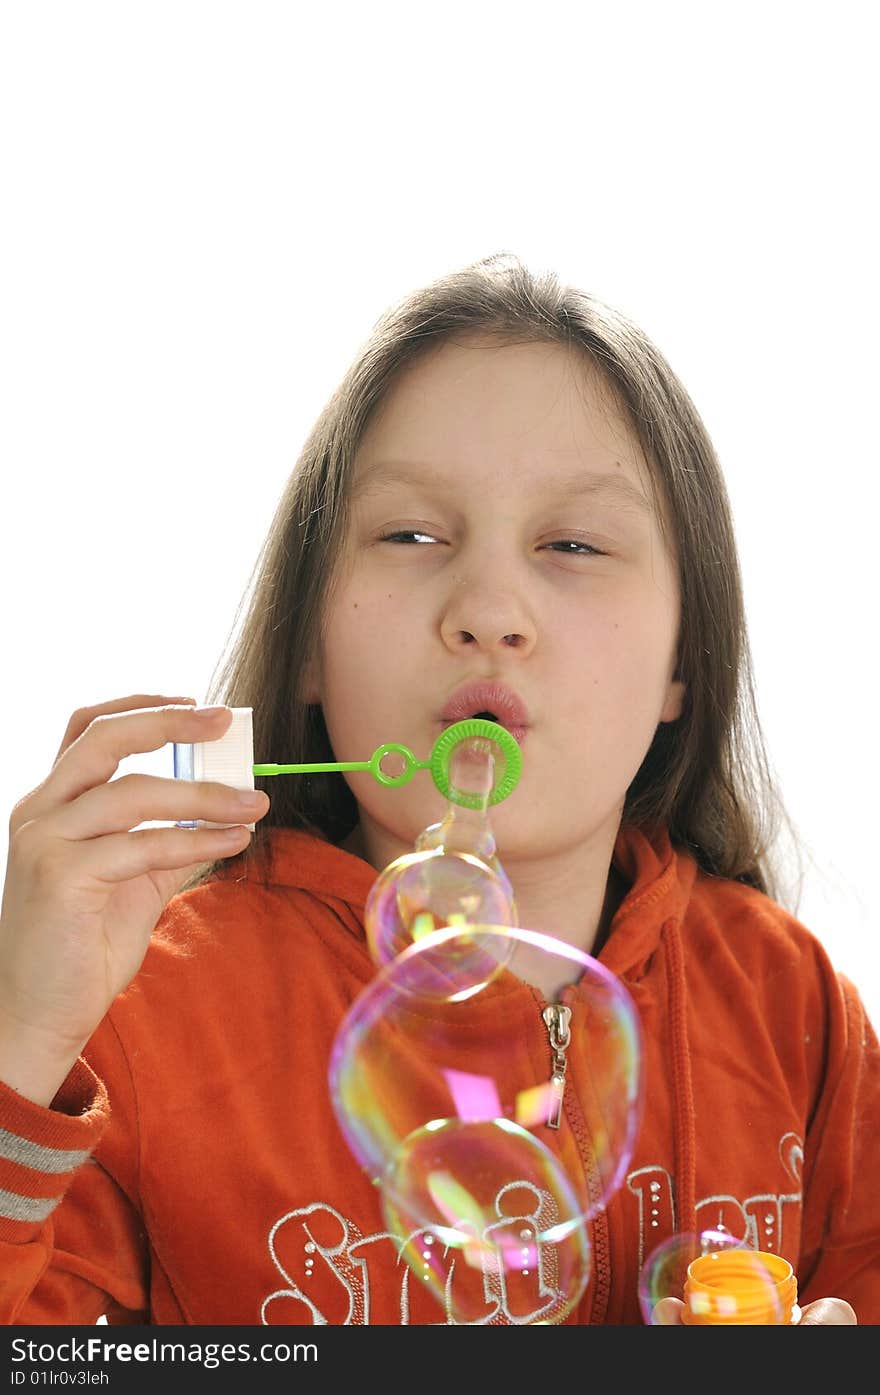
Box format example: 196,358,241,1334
438,681,530,744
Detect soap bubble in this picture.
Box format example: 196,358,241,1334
329,923,643,1322
639,1227,755,1323
382,1120,591,1324
364,847,517,973
641,1230,797,1324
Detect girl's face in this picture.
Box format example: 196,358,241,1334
308,337,685,870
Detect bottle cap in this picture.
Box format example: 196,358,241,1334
682,1248,798,1324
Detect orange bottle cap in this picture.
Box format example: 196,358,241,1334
682,1248,798,1324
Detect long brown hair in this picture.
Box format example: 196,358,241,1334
206,252,794,900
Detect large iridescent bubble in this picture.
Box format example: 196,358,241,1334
329,923,643,1324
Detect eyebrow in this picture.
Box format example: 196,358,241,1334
352,461,653,514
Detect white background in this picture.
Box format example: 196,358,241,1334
1,2,877,1024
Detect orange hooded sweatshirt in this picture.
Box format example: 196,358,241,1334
0,823,878,1325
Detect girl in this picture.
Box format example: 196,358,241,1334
0,254,874,1325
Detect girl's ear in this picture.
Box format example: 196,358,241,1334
660,677,686,723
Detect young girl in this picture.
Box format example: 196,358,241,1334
0,254,874,1326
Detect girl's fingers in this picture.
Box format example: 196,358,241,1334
650,1298,684,1325
53,695,197,764
77,823,254,885
796,1298,857,1325
44,774,269,841
15,704,233,830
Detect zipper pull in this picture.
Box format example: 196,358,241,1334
542,1003,572,1130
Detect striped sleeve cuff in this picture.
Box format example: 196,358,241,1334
0,1058,110,1242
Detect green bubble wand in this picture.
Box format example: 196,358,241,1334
253,717,522,809
173,716,522,820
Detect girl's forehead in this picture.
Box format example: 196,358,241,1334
352,337,655,502
366,336,616,424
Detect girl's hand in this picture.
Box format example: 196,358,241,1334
0,695,270,1105
651,1295,858,1324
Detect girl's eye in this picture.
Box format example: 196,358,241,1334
378,530,440,544
543,539,605,556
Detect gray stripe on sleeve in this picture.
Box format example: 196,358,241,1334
0,1125,90,1174
0,1187,59,1223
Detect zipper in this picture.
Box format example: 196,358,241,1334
541,1002,572,1130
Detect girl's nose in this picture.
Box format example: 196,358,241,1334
439,576,537,656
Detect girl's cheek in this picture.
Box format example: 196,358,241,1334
379,586,421,619
346,590,413,644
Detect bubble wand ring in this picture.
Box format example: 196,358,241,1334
252,718,522,807
427,717,521,807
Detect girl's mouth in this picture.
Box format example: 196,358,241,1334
438,681,531,746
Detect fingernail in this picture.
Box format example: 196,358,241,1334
239,790,268,808
195,705,228,716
